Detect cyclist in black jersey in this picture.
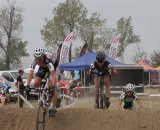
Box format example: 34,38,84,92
118,83,142,110
26,48,58,116
90,51,115,108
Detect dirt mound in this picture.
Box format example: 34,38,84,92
0,107,37,130
0,107,160,130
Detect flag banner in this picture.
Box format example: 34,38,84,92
109,33,121,59
59,31,74,64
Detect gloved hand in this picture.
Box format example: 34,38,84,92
25,85,31,92
49,86,55,93
49,87,55,98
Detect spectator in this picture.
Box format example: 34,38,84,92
17,69,25,108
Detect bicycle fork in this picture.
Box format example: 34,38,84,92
96,84,106,109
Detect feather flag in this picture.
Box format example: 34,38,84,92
109,33,121,59
59,31,74,64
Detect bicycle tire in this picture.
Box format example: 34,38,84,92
36,101,46,130
97,88,100,109
100,95,104,109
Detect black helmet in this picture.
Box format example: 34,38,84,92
96,51,106,62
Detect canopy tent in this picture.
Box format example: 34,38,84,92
138,60,157,85
138,60,156,72
60,52,125,71
154,66,160,70
60,52,144,87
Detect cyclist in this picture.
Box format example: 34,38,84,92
90,51,113,109
118,83,142,110
27,48,58,116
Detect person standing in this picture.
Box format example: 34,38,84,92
17,70,25,108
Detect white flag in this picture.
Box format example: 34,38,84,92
109,33,121,59
59,31,74,64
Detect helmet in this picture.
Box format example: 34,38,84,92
125,83,135,92
34,48,45,58
96,51,106,62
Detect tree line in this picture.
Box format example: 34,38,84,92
0,0,159,70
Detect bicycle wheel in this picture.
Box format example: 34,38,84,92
97,88,100,109
100,95,104,109
36,101,46,130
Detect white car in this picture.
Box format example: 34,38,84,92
0,70,34,93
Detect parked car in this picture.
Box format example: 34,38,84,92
0,70,34,96
0,71,22,93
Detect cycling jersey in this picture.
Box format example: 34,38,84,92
91,61,112,75
119,92,138,109
30,52,58,79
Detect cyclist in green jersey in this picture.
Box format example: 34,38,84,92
118,83,142,110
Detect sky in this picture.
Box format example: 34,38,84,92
0,0,160,63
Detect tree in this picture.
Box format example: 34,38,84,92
41,0,87,54
0,0,28,70
41,1,140,60
150,50,160,67
116,16,141,58
132,51,148,63
78,12,112,53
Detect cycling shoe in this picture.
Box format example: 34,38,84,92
105,99,110,108
49,108,57,117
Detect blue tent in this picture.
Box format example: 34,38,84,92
60,52,125,70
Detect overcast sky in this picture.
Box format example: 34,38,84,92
0,0,160,63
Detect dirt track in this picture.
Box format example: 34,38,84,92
0,96,160,130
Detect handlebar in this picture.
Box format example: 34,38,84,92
91,71,109,76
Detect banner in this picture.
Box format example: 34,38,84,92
59,31,74,64
109,33,121,59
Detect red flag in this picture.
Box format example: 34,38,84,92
80,43,87,56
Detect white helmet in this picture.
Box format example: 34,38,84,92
125,83,135,92
34,48,45,58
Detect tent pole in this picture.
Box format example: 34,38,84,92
84,70,86,87
149,72,151,85
81,70,83,86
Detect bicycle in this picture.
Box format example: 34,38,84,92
92,71,109,109
36,78,53,130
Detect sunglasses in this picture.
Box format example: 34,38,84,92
97,61,104,63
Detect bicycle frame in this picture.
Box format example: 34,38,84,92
91,71,108,109
38,78,50,105
96,73,106,109
36,78,50,130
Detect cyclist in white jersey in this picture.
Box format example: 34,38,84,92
27,48,58,116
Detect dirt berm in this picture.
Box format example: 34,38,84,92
0,107,160,130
